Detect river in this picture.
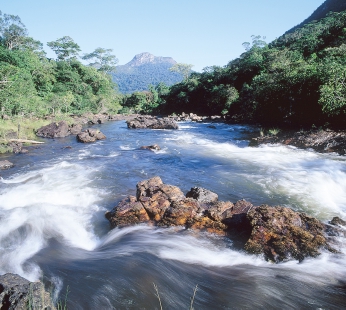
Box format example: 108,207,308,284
0,120,345,309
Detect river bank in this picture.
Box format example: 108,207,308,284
251,128,346,155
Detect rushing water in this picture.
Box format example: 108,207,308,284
0,121,346,309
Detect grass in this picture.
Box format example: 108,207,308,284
153,283,198,310
56,285,70,310
268,128,280,136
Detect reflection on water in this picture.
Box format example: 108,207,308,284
0,120,345,309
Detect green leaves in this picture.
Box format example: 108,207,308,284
82,47,118,73
319,64,346,115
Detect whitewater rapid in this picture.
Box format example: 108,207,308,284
0,120,345,309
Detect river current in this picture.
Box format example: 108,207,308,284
0,120,345,309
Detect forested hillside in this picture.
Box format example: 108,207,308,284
112,52,183,93
0,11,123,117
147,7,346,128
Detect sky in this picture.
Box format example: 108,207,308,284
2,0,325,72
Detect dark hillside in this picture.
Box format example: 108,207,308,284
287,0,346,34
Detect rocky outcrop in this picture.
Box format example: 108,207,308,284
0,160,14,169
126,116,178,129
252,129,346,155
0,273,56,310
69,123,82,135
36,121,70,138
105,177,339,262
36,121,85,138
140,144,161,151
76,128,106,143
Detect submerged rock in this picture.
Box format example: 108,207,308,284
0,160,14,169
126,115,178,129
140,144,161,151
77,128,106,143
105,177,336,262
0,273,56,310
36,121,70,138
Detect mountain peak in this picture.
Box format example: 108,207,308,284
126,52,176,67
112,52,182,93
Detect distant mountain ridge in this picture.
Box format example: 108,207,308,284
112,52,183,94
287,0,346,33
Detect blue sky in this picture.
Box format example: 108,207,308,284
2,0,325,71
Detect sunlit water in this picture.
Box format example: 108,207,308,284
0,121,345,309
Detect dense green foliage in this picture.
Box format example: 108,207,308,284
0,12,122,117
156,10,346,128
120,83,170,114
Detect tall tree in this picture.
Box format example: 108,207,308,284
169,63,194,80
47,36,81,61
82,47,118,73
0,11,28,50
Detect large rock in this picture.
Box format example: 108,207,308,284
126,116,178,129
36,121,70,138
0,273,56,310
105,177,338,262
76,128,106,143
244,205,328,262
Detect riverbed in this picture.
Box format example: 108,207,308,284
0,120,345,309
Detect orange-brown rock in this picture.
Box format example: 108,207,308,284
245,205,328,262
105,196,149,228
160,198,200,227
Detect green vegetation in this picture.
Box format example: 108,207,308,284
148,10,346,128
0,10,123,119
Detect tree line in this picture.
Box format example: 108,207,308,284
0,11,123,117
130,11,346,128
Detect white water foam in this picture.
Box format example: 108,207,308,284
0,161,102,280
166,133,346,219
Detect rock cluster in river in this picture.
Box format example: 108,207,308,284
126,115,178,129
77,128,106,143
105,176,340,263
0,273,56,310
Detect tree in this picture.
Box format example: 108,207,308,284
242,35,267,51
169,63,193,80
47,36,81,61
0,11,28,50
82,47,118,73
